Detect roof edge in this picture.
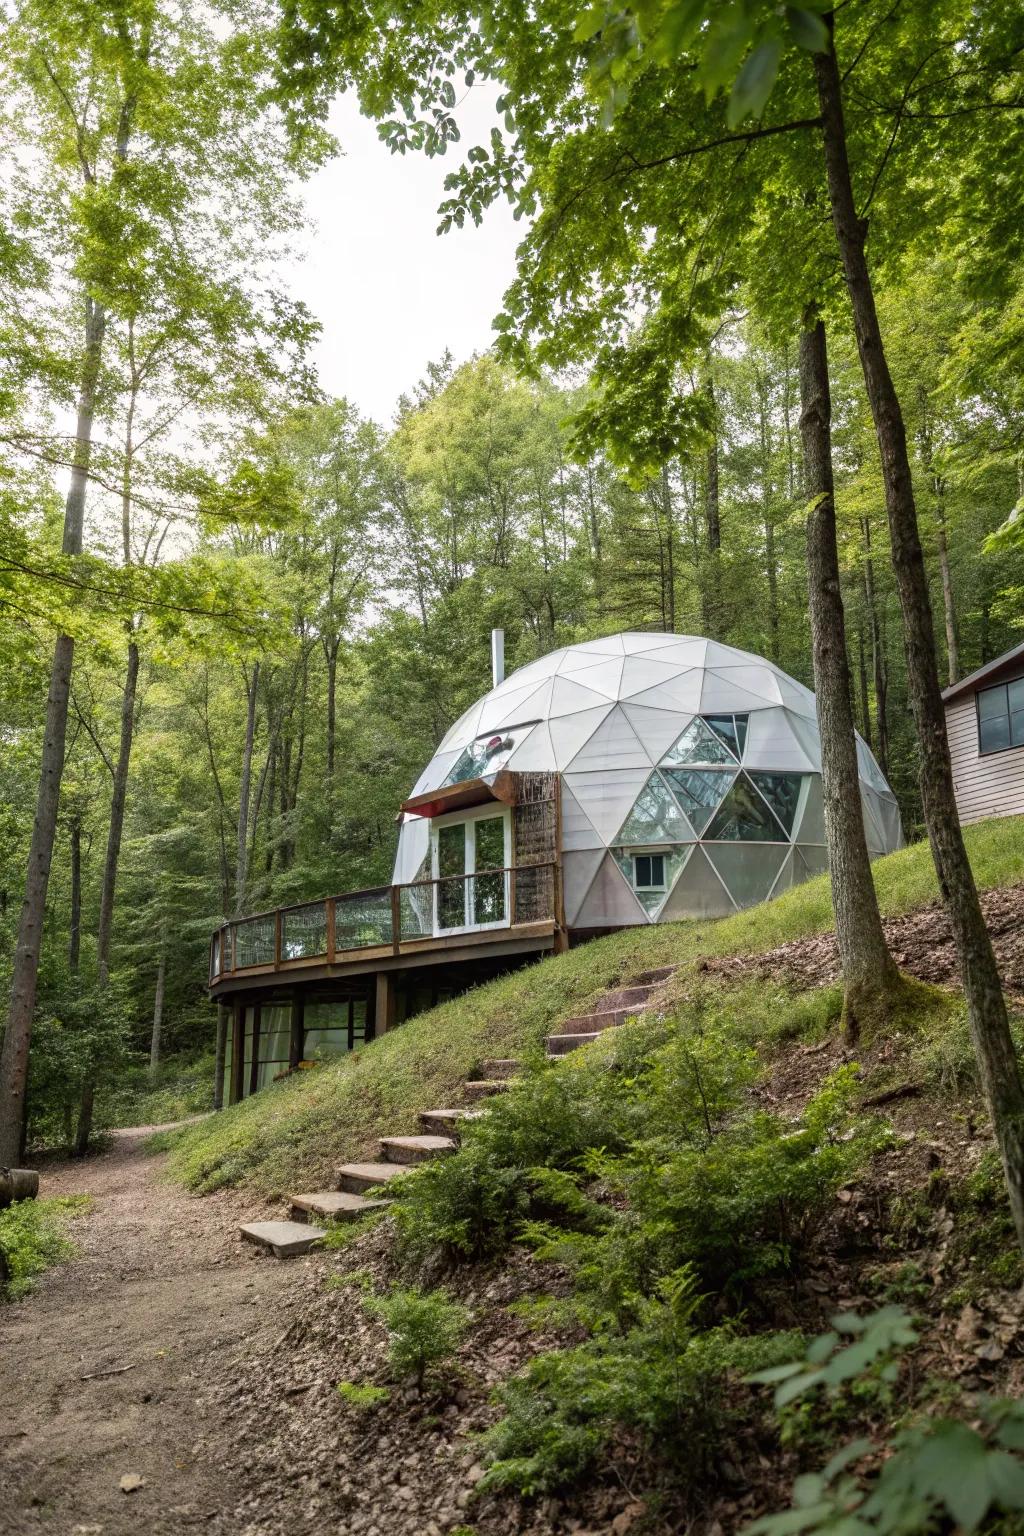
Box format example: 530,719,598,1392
941,640,1024,704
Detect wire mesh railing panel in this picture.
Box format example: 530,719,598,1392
399,882,433,941
233,915,275,969
334,887,393,950
281,902,328,960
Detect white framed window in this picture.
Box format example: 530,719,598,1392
430,804,512,934
632,852,666,892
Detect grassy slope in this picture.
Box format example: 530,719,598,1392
159,816,1024,1198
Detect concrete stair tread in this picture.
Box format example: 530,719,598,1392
420,1107,485,1136
463,1079,510,1098
336,1160,410,1191
420,1107,484,1122
240,1219,326,1258
290,1191,388,1221
548,1032,600,1054
477,1058,521,1079
632,966,676,985
560,1009,632,1034
380,1134,457,1163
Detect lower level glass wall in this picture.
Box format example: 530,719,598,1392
228,998,367,1101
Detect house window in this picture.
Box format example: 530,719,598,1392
978,677,1024,755
632,852,666,892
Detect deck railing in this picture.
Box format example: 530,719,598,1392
209,862,558,982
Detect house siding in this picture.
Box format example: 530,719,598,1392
946,686,1024,825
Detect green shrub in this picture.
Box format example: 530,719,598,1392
0,1196,86,1299
747,1310,1024,1534
336,1381,390,1410
363,1283,471,1393
482,1268,801,1496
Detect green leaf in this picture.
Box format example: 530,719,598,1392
785,7,829,52
822,1438,873,1483
726,37,783,128
775,1369,824,1407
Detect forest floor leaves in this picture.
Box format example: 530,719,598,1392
0,1128,290,1535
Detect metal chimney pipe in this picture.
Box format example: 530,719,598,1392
491,628,505,688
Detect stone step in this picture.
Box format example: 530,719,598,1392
240,1219,326,1259
477,1058,521,1080
290,1191,388,1223
598,985,656,1013
463,1079,510,1100
337,1161,411,1195
547,1032,600,1055
419,1108,485,1137
560,1007,633,1035
379,1134,457,1165
632,965,676,986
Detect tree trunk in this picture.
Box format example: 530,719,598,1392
936,513,960,686
861,518,890,775
213,1001,228,1111
69,813,82,972
857,625,872,748
73,1079,94,1159
235,662,259,914
661,464,676,630
814,21,1024,1249
150,934,166,1075
0,297,106,1168
97,637,140,985
799,312,900,1042
703,410,722,639
326,639,338,777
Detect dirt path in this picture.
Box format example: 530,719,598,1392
0,1129,291,1535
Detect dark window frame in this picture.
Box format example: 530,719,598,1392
975,674,1024,758
632,852,667,891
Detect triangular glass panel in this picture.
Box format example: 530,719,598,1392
747,771,803,838
442,726,526,786
704,714,748,760
662,716,736,766
612,844,690,918
614,773,694,845
704,772,788,842
662,767,735,834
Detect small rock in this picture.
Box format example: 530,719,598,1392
119,1473,146,1494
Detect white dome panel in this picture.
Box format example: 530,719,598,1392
564,767,652,843
504,721,555,773
628,673,705,714
711,665,786,705
557,656,625,696
700,670,776,714
743,708,817,772
620,705,696,764
574,853,648,927
550,674,620,716
477,680,550,734
562,848,607,923
620,654,696,698
561,785,605,851
622,631,692,654
548,704,613,769
566,706,650,772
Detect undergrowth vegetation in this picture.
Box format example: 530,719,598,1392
158,817,1023,1197
0,1196,87,1300
386,984,889,1496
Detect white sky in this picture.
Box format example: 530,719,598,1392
289,87,523,427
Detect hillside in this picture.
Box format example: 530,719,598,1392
160,815,1024,1197
151,813,1024,1536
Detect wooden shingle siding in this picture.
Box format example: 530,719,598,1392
946,692,1024,825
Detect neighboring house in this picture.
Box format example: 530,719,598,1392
209,633,903,1103
942,640,1024,826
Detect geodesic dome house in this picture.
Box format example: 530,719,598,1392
394,633,903,927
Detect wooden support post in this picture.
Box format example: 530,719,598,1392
289,990,305,1071
248,1003,262,1097
230,999,244,1105
347,997,354,1052
274,911,282,970
390,885,401,954
327,898,336,964
374,970,397,1036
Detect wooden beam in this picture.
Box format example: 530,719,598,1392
230,1000,244,1105
400,769,518,818
289,990,305,1071
248,1003,262,1097
374,970,397,1036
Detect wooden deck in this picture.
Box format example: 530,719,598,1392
208,863,563,999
